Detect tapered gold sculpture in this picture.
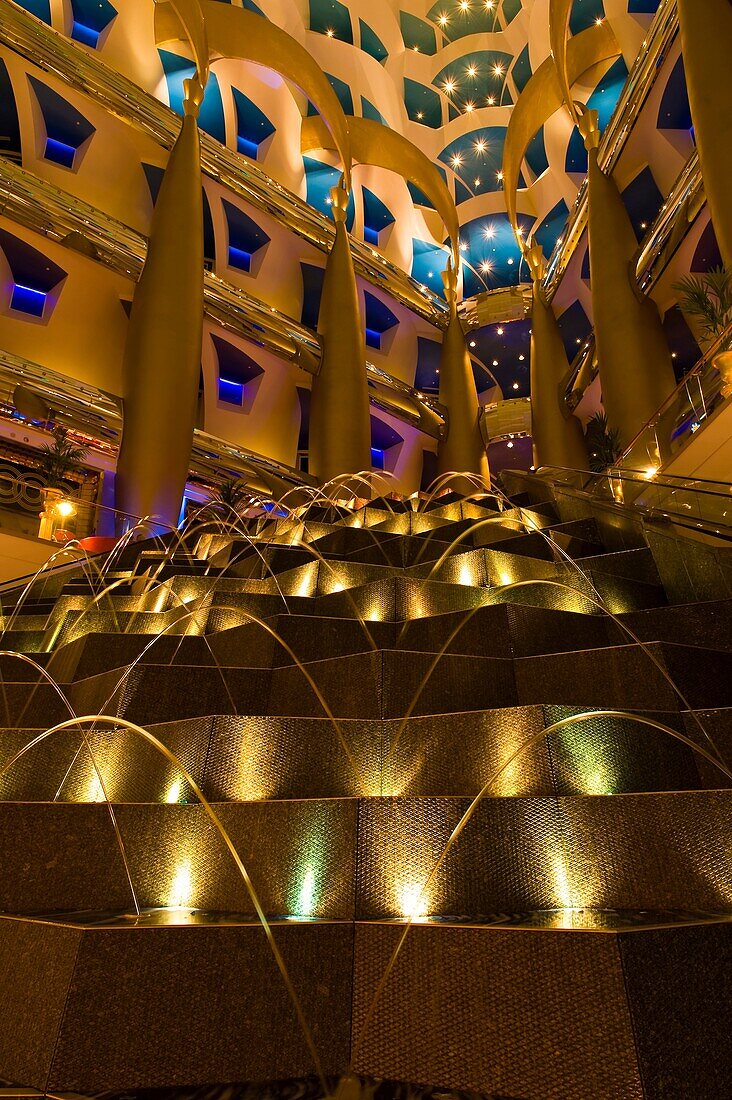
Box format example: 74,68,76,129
309,182,372,486
116,81,204,531
437,260,490,488
578,107,676,448
526,247,588,471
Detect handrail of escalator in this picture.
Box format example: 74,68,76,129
511,464,732,540
535,465,732,498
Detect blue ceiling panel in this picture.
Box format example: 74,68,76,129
309,0,353,42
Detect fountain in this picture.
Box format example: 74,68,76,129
0,472,730,1097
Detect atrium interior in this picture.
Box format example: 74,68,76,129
0,0,730,1096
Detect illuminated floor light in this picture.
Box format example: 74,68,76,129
399,882,430,920
552,853,574,909
165,777,182,804
295,866,317,917
168,860,194,909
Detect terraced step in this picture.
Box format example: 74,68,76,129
0,706,709,802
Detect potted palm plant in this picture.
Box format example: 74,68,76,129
585,411,623,472
673,265,732,396
36,426,88,540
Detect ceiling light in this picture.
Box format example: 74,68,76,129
451,153,463,167
326,27,335,36
496,170,503,181
474,177,480,186
484,225,495,239
470,340,476,347
438,13,449,25
497,326,503,334
480,261,492,273
474,138,487,154
493,64,504,77
466,64,477,78
492,359,499,366
486,95,496,105
507,441,514,448
512,382,519,390
444,79,457,94
507,257,514,265
459,0,470,11
518,354,525,361
416,111,424,119
464,101,475,113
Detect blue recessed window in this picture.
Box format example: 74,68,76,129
71,22,100,46
213,335,264,408
228,246,252,273
371,447,385,470
233,88,275,161
10,284,47,317
44,137,77,168
1,229,66,320
362,187,394,247
223,200,270,274
70,0,117,46
364,291,398,351
218,377,245,405
29,77,96,170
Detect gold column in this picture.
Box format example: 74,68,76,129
678,0,732,267
309,183,371,486
116,87,204,531
580,108,676,448
437,259,490,488
527,247,588,471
